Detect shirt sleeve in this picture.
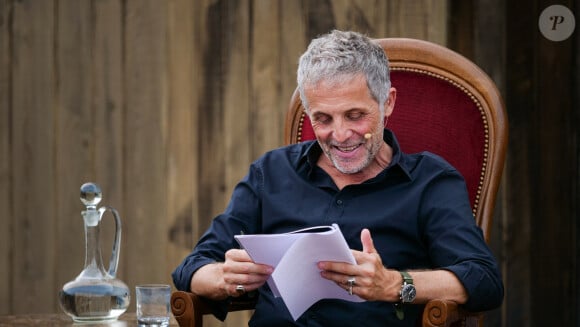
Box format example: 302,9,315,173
420,167,504,311
171,161,264,320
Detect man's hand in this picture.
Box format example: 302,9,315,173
317,229,401,302
190,249,273,300
318,229,470,304
222,249,273,297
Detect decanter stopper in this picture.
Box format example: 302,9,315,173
80,182,102,210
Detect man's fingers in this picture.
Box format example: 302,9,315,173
224,249,274,276
225,248,253,261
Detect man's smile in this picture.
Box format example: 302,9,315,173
334,144,362,153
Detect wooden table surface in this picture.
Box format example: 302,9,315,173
0,312,179,326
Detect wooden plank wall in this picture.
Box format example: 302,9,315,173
450,0,579,326
502,1,578,326
0,0,10,315
11,0,57,314
0,1,448,326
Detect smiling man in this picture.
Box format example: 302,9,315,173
172,30,503,326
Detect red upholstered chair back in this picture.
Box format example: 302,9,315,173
284,38,508,242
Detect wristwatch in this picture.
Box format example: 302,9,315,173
399,271,416,303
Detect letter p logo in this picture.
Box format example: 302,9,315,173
539,5,576,41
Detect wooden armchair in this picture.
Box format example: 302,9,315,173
171,38,508,327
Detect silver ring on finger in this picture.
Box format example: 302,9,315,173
235,284,246,294
347,277,355,295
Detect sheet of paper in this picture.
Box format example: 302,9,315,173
235,224,365,320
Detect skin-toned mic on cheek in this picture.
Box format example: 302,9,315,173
364,133,372,140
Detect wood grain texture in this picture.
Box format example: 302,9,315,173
0,0,12,315
11,0,56,313
466,1,507,326
503,2,536,325
222,0,251,200
189,0,209,244
250,0,283,156
54,0,94,308
123,0,169,286
0,312,178,325
197,0,228,238
166,0,196,286
92,0,125,281
385,0,447,44
472,0,576,326
531,0,576,325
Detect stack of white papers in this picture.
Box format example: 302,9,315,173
235,224,365,320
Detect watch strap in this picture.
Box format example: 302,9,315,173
400,271,413,285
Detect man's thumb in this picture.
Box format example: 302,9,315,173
361,228,377,254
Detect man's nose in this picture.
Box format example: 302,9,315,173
332,121,353,142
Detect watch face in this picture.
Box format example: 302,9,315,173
401,284,416,302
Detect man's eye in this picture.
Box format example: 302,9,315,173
313,116,331,124
347,112,364,120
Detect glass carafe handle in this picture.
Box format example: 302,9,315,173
98,206,122,277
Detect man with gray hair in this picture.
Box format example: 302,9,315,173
173,30,503,326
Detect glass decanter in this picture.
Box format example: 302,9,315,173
58,182,130,322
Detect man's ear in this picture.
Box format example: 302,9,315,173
384,87,397,118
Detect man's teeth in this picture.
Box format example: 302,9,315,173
337,145,359,152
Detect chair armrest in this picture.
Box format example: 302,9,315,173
170,291,258,327
171,291,208,327
171,292,482,327
421,299,483,327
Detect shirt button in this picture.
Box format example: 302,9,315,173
336,199,343,205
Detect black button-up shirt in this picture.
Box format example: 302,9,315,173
172,130,503,326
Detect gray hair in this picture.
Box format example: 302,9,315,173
297,30,391,114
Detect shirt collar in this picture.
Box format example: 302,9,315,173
299,129,413,181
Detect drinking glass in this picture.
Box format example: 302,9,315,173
136,284,171,326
